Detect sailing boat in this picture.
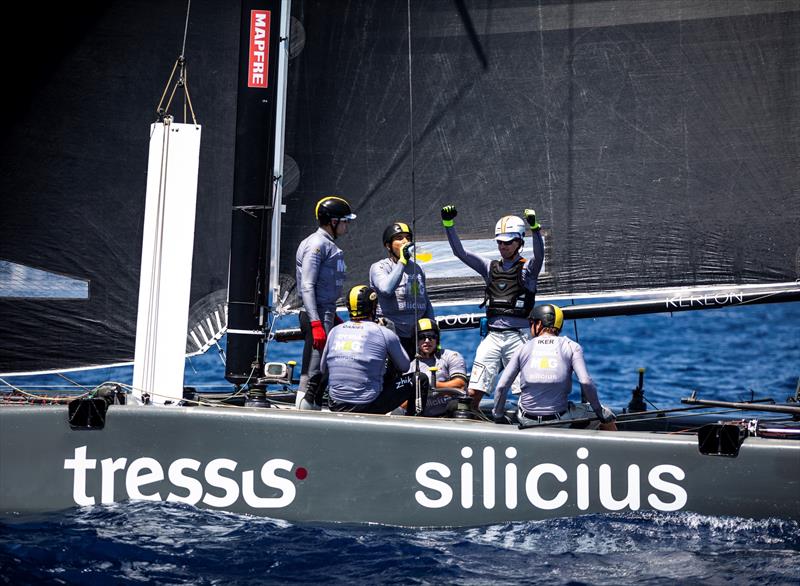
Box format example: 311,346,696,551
1,1,799,526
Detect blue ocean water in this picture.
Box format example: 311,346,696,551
2,302,799,584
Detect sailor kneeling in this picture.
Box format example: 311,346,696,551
321,285,428,415
492,304,617,431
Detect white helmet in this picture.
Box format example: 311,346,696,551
494,215,526,242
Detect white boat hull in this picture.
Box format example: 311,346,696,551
1,405,797,526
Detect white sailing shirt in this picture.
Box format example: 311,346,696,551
492,334,602,419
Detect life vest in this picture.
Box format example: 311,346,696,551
481,258,533,318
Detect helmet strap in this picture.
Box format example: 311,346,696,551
328,219,341,239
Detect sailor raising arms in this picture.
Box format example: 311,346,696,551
440,204,545,409
294,196,356,409
369,222,435,358
322,285,428,415
493,304,617,430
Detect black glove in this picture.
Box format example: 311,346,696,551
524,208,540,231
441,205,457,227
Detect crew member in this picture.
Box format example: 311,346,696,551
322,285,428,415
407,317,467,417
492,304,617,430
440,204,544,409
369,222,435,358
295,196,356,409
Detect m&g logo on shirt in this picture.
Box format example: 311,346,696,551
538,357,558,369
334,339,363,352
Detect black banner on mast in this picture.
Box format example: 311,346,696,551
226,1,283,384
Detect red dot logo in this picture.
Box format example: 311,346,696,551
295,467,308,480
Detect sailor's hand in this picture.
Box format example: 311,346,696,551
524,208,541,231
596,406,616,424
493,414,511,425
441,205,457,227
310,320,327,351
399,242,415,265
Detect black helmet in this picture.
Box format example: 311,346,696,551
316,196,357,225
347,285,378,320
529,304,564,330
417,317,439,339
382,222,413,245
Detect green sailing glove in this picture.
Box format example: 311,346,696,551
524,208,540,231
441,205,457,228
399,242,415,265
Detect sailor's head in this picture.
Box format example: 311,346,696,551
528,304,564,336
416,317,440,357
495,215,525,259
347,285,378,321
316,196,356,238
383,222,413,258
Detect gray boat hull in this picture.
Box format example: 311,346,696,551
1,405,797,526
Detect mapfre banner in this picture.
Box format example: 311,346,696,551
248,9,270,88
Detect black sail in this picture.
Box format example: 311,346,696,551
2,1,798,374
280,1,799,307
0,1,239,374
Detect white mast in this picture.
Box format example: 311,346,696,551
268,0,292,312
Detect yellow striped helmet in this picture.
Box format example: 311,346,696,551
529,304,564,331
417,317,439,339
347,285,378,320
494,215,526,242
382,222,413,245
315,196,357,224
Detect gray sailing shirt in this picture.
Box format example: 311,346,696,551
409,349,468,385
492,334,602,419
369,257,434,338
409,349,468,415
321,320,410,404
295,228,346,322
445,226,544,330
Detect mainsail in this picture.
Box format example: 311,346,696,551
278,0,799,309
1,1,798,375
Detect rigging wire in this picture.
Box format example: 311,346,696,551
154,0,197,125
407,0,424,415
180,0,192,59
407,0,417,330
570,298,580,343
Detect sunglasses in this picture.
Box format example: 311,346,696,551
419,334,438,341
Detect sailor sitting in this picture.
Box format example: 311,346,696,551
321,285,428,415
492,304,617,430
405,318,468,417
